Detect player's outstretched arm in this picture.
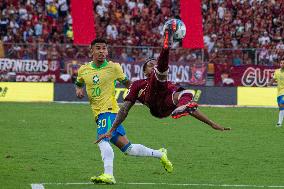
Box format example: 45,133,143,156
190,110,231,131
75,68,85,98
95,101,135,143
110,101,134,132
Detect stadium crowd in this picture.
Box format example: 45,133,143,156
202,0,284,66
0,0,284,82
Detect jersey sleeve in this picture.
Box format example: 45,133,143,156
75,66,85,87
114,63,128,83
124,81,139,103
273,70,278,81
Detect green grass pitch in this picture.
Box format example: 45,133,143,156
0,102,284,189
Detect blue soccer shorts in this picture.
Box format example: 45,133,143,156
277,95,284,110
96,112,126,144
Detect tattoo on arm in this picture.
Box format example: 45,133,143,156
110,101,134,132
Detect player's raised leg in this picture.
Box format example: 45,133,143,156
189,110,230,131
91,112,173,183
114,134,173,173
154,20,176,80
149,19,175,84
171,91,229,131
171,90,198,119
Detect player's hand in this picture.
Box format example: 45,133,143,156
94,132,112,144
221,127,231,131
76,87,84,99
212,124,231,131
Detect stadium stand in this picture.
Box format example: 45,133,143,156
0,0,283,82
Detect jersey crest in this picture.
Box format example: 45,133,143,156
93,75,100,84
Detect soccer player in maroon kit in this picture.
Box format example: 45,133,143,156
96,22,230,144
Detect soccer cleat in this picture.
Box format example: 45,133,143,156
163,30,170,48
90,173,116,184
276,123,282,127
171,102,198,119
171,19,177,33
159,148,173,173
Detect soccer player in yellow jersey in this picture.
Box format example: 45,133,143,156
268,58,284,127
75,38,173,185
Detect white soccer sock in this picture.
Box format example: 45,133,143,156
98,141,114,176
125,144,163,158
278,110,284,125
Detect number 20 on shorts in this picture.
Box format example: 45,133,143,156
97,118,106,128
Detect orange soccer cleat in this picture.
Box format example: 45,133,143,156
171,102,198,119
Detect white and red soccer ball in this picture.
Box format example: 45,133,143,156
163,18,186,40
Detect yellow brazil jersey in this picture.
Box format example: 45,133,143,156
273,68,284,97
76,60,127,118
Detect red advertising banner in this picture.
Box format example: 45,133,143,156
71,0,96,45
214,64,277,87
180,0,204,48
0,59,60,82
121,61,207,85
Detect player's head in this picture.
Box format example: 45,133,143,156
143,58,157,77
90,38,108,63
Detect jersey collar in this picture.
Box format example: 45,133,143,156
91,60,108,69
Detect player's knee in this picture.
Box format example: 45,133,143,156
177,90,194,101
98,141,114,160
175,90,196,107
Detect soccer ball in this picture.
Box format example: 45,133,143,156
163,18,186,40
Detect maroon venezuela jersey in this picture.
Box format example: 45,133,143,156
124,77,183,118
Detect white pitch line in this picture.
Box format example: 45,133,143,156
54,101,278,108
31,182,284,188
31,184,45,189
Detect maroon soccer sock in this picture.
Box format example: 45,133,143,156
177,93,193,107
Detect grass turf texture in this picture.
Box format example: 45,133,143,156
0,103,284,189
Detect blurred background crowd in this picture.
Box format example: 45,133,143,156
0,0,284,82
